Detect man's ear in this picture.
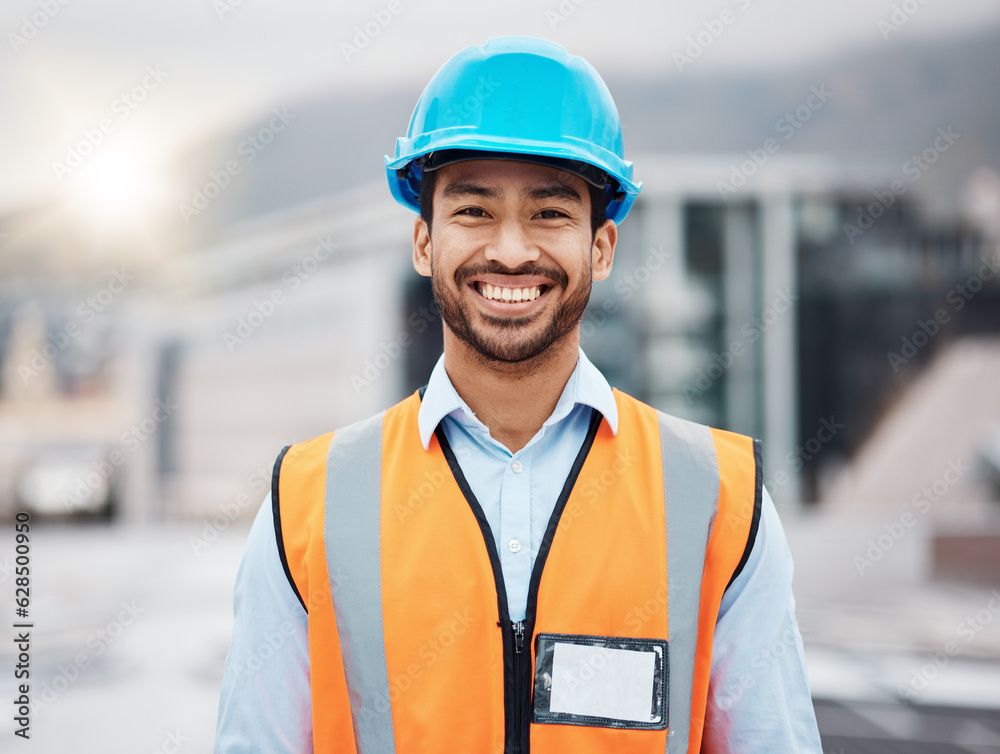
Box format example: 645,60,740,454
413,216,432,277
591,219,617,282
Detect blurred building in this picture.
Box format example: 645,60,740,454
1,152,998,529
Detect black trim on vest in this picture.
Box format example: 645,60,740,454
435,408,603,754
520,408,603,752
434,426,517,750
725,437,763,592
525,408,604,612
272,445,307,612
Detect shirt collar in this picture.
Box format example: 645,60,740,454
417,348,619,450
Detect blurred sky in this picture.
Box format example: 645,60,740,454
2,0,1000,215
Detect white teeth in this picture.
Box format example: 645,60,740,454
478,284,542,303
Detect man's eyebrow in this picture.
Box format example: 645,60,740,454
524,184,583,203
440,182,503,201
438,181,583,204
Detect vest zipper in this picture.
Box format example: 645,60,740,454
434,411,601,754
512,620,526,754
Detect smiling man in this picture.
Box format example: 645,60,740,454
413,157,616,454
214,36,822,753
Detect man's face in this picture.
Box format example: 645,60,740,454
412,159,616,365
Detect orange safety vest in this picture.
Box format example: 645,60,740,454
274,388,760,753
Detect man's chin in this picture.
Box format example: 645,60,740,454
435,279,588,367
479,313,542,330
458,323,572,366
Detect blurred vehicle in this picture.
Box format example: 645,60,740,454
13,442,116,520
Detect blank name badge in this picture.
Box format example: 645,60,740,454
532,633,668,730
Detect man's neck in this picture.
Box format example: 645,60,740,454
442,330,580,454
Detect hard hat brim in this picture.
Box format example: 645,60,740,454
385,143,640,224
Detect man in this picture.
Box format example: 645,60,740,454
215,36,822,753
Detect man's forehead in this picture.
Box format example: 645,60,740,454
434,159,587,196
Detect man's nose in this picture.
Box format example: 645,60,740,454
483,219,540,269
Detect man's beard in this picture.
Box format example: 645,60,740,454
432,259,591,365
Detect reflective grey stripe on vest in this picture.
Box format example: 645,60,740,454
659,411,721,754
323,411,396,754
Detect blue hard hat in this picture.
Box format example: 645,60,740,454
385,36,641,224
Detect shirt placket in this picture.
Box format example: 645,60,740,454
498,450,532,622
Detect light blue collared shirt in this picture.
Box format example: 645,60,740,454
417,349,618,621
214,349,822,752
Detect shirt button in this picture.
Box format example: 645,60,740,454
511,459,523,473
507,539,522,553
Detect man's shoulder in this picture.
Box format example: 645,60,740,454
611,389,757,468
611,388,731,437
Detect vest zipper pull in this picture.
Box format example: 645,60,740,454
513,620,524,654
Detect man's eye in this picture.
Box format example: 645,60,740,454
457,207,489,217
536,209,567,219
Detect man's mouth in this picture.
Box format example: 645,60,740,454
475,282,546,303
